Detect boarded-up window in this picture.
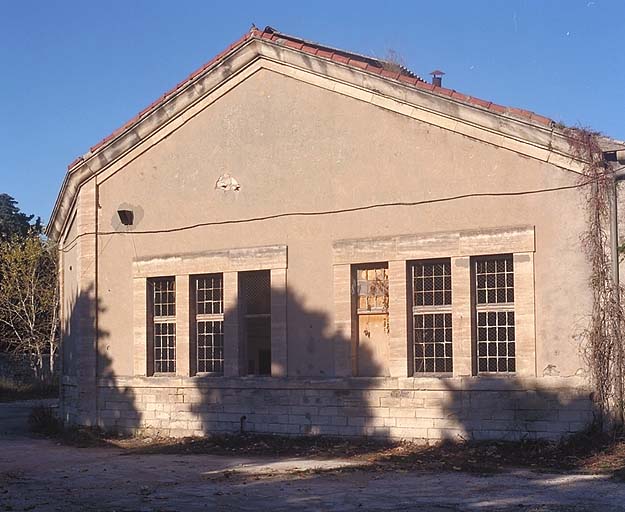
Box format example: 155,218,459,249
239,270,271,376
353,264,390,377
356,267,388,313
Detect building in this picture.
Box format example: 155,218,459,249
48,27,624,441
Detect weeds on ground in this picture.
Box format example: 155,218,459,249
118,432,396,459
116,428,625,477
29,407,132,448
32,418,625,478
103,429,625,475
28,405,63,435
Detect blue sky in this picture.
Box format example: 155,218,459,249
1,0,623,222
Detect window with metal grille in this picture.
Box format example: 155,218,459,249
411,260,452,374
193,274,224,374
474,255,515,373
148,277,176,374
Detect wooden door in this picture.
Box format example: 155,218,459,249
357,313,390,376
354,266,390,377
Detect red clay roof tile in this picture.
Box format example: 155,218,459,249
67,156,83,169
284,39,304,50
435,86,454,97
415,81,436,92
398,74,416,85
380,69,400,80
348,59,368,70
332,54,349,65
316,49,334,59
467,96,491,109
451,91,469,102
508,107,531,119
531,113,553,125
489,103,507,114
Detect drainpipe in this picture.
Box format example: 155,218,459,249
604,150,625,426
605,151,625,292
610,170,625,291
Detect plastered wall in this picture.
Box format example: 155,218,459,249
89,69,590,381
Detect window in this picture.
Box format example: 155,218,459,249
148,277,176,374
192,274,224,375
239,270,271,375
474,255,515,373
411,260,452,374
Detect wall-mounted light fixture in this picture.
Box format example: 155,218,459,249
117,209,134,226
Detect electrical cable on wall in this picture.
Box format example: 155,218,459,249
58,177,599,253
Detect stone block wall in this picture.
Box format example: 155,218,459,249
60,377,80,425
82,376,595,442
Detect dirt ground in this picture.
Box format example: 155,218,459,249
3,435,625,511
3,401,625,511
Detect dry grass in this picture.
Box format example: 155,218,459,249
0,376,58,402
28,405,63,435
41,426,625,478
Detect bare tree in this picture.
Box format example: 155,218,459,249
0,233,58,379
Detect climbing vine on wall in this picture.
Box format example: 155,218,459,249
565,127,625,427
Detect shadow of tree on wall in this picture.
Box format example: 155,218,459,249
51,275,622,512
60,282,622,511
60,286,140,433
171,373,609,512
63,279,599,452
188,287,388,439
185,285,598,446
123,283,598,447
433,376,597,443
60,283,384,442
194,380,610,512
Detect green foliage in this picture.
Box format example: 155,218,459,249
0,193,41,240
0,233,59,379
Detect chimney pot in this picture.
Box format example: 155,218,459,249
429,69,445,87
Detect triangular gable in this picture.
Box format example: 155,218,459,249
47,26,600,240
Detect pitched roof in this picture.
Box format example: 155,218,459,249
68,26,554,170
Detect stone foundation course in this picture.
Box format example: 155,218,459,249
61,376,595,442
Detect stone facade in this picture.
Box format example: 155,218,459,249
97,377,593,441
